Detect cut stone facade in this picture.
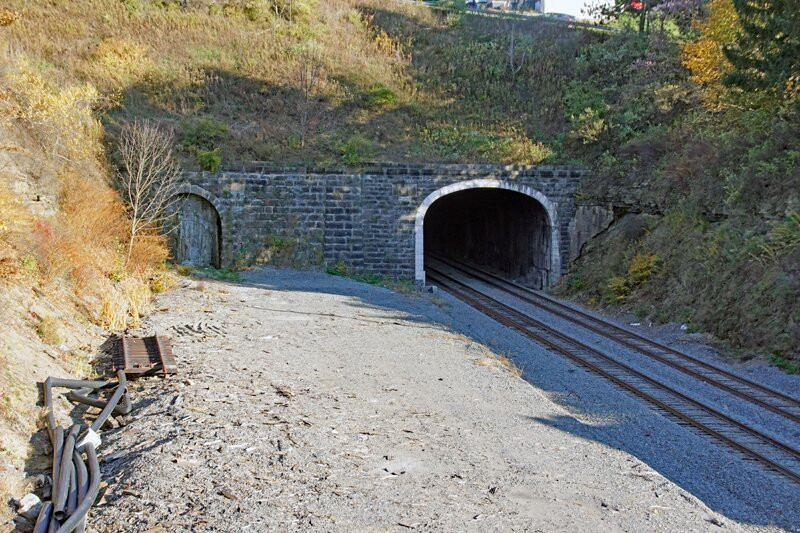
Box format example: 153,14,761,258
176,164,587,285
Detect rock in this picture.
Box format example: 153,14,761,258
568,204,615,262
15,493,42,520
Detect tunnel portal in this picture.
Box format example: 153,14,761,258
423,188,553,289
171,193,222,269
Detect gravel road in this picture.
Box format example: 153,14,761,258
89,268,798,532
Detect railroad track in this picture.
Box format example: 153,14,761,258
426,265,800,484
430,255,800,425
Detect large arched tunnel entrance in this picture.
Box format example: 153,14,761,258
422,187,555,289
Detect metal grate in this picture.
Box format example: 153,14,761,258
113,336,177,377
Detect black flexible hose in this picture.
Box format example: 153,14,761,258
40,371,132,532
54,425,80,519
66,387,132,416
55,443,100,533
48,426,63,521
89,370,127,433
72,451,88,533
66,463,77,516
32,501,53,533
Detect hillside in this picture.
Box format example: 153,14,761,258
1,0,595,169
0,0,798,519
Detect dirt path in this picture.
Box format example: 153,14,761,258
89,269,783,532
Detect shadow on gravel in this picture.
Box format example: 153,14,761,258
191,269,796,530
522,413,796,530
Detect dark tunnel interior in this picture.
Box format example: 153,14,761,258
424,188,552,289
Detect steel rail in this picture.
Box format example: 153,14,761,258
431,255,800,423
428,267,800,484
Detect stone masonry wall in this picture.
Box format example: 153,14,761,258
180,164,586,280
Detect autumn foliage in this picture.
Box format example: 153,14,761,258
682,0,741,109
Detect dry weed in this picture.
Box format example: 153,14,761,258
150,269,178,294
0,181,30,239
99,277,153,330
36,316,62,346
0,468,20,521
90,38,153,89
477,350,523,378
0,9,19,26
3,59,102,164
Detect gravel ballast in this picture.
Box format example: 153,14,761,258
89,268,799,532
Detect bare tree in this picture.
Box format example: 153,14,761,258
293,50,326,148
116,120,182,263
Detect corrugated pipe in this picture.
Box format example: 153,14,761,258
34,370,132,533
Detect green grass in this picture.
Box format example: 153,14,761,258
769,355,800,375
174,264,242,282
326,263,418,294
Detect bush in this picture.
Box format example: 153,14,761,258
3,60,102,164
198,148,222,171
180,117,229,153
326,261,348,277
605,253,659,302
366,85,397,108
339,135,374,166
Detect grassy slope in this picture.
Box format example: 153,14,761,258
0,6,172,511
548,30,800,367
2,0,591,169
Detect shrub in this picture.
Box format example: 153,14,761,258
606,275,631,302
180,117,229,153
568,108,606,144
3,60,102,164
682,0,741,109
605,253,659,302
339,135,374,166
366,85,397,108
326,261,348,276
628,252,659,284
198,148,222,171
563,81,606,119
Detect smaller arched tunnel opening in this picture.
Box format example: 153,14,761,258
423,188,553,289
170,193,222,269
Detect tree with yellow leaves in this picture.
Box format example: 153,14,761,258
682,0,741,110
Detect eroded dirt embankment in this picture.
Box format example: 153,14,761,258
83,268,769,532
